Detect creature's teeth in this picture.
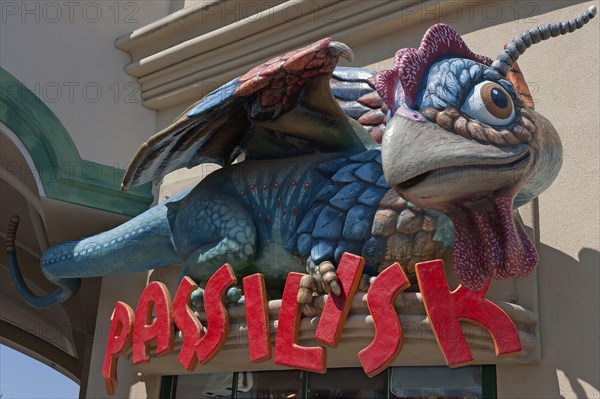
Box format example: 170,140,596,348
519,107,533,121
467,121,487,141
444,108,460,118
420,106,532,146
504,130,522,145
483,127,499,142
512,125,532,142
519,116,536,134
420,107,439,122
436,111,454,130
486,127,517,145
453,117,470,138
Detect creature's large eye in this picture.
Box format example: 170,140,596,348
461,81,515,126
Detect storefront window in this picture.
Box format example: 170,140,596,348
307,368,386,398
390,366,482,398
173,370,303,399
175,372,237,398
165,366,494,399
236,370,303,399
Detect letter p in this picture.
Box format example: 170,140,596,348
102,302,135,395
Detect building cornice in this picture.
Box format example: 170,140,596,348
116,0,439,110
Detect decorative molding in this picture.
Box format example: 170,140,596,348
0,67,153,217
116,0,435,110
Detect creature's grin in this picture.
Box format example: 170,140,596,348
396,171,431,190
395,151,531,193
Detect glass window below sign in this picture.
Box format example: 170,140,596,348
169,365,491,398
176,372,236,398
235,370,303,399
390,366,483,398
308,367,386,398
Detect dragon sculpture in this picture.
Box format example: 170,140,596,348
7,7,596,309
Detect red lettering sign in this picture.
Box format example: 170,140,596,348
358,263,410,377
173,276,204,371
102,301,135,395
243,273,272,363
275,272,327,373
132,281,174,365
195,264,237,364
104,255,524,395
315,253,365,347
416,259,522,367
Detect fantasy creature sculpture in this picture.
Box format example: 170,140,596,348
7,7,596,309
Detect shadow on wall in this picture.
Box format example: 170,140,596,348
498,242,599,398
539,244,598,398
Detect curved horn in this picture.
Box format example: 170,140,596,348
492,5,597,75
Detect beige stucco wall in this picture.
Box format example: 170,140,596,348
0,0,169,166
374,3,600,396
33,0,596,398
479,3,600,398
365,2,600,395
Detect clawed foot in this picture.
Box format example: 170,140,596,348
297,261,373,316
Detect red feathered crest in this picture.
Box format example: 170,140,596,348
376,24,493,111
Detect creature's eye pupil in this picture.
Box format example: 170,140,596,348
461,80,516,127
491,88,508,108
480,82,513,120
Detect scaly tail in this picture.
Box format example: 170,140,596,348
6,216,81,308
6,190,186,308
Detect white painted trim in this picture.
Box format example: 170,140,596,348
0,164,46,221
1,122,47,197
0,123,50,250
27,202,49,252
